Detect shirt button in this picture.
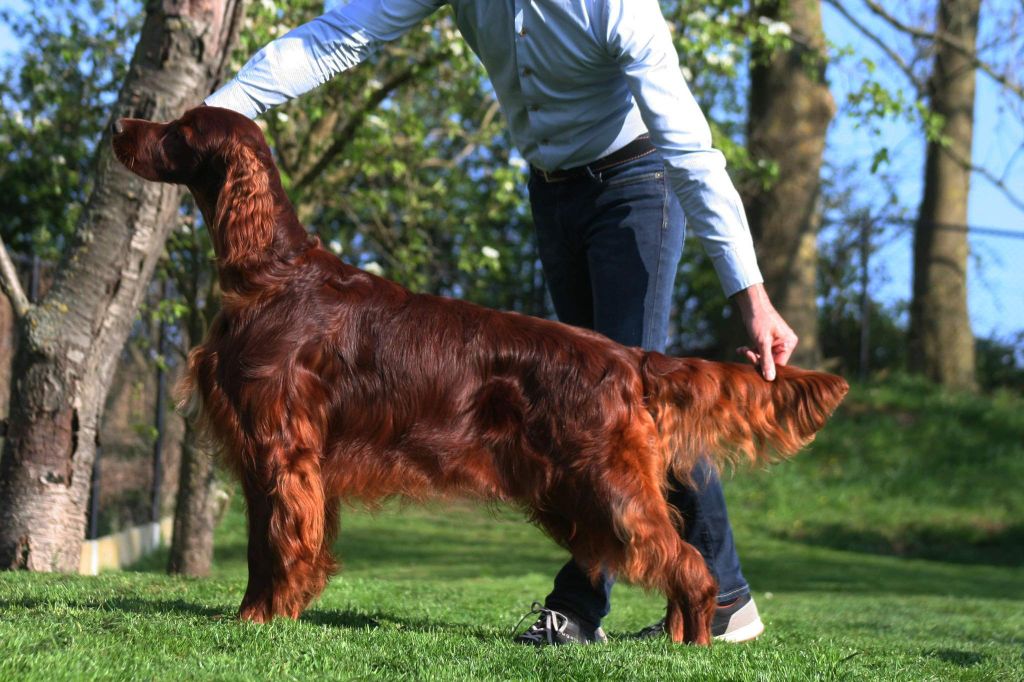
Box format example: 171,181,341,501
541,138,550,145
519,27,527,37
528,104,540,112
523,67,533,77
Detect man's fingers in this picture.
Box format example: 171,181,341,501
759,337,776,381
737,344,775,380
774,339,795,366
775,330,798,366
736,346,760,366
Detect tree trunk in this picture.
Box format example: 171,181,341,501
0,291,13,425
168,274,221,577
0,0,245,572
909,0,979,391
745,0,835,367
167,422,220,576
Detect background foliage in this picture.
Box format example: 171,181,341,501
2,0,1020,389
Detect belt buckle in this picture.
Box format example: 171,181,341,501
539,168,564,183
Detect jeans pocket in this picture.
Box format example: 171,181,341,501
601,169,664,189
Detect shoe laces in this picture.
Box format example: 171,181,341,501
514,601,571,645
636,617,666,638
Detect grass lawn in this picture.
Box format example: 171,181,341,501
1,377,1022,680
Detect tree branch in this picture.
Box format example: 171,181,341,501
293,50,448,193
0,236,32,318
857,1,939,42
944,143,1024,212
296,108,341,171
265,116,295,180
859,0,1024,99
823,0,926,94
829,0,1024,207
419,97,502,169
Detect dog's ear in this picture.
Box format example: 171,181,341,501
213,141,275,266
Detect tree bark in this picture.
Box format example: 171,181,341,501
167,422,220,576
745,0,835,368
1,287,13,425
168,259,221,577
0,0,245,572
909,0,979,391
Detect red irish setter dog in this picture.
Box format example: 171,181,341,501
112,106,847,645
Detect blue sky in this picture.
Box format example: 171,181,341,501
821,3,1024,342
1,1,1021,342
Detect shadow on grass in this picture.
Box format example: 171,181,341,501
0,596,224,619
778,522,1024,568
0,595,496,639
925,649,986,668
742,543,1023,600
302,609,495,640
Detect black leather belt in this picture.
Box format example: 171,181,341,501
531,135,656,183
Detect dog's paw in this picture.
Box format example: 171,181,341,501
238,600,273,624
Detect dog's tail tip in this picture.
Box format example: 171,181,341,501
643,355,849,473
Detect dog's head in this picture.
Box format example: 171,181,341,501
112,106,289,268
111,105,269,185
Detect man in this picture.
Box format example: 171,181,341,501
205,0,798,645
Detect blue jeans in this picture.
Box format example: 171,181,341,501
528,152,750,629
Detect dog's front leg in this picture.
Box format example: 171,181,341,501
238,438,327,623
239,468,275,623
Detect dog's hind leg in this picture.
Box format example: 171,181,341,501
661,537,717,645
310,494,342,598
590,422,718,644
612,485,718,644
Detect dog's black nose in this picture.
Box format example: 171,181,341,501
112,119,124,136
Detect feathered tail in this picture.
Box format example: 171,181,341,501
640,353,849,482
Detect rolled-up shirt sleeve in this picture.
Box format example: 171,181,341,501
206,0,445,118
602,0,763,297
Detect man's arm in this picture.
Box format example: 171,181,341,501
207,0,445,118
602,0,797,379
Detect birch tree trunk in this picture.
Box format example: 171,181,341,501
909,0,980,391
745,0,835,368
0,0,245,572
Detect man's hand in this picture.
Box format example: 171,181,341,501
731,283,798,381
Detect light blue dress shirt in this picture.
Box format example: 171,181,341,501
206,0,764,295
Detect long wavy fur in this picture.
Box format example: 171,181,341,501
642,354,849,485
113,105,850,646
214,142,276,266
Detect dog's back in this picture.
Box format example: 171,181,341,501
191,244,647,497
